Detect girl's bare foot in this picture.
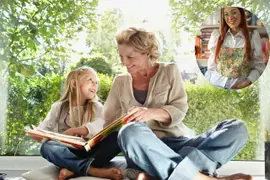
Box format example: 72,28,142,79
58,168,75,180
88,167,123,180
136,172,159,180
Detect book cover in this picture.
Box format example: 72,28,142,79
25,111,135,151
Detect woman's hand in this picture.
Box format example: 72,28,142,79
231,79,251,89
126,107,155,123
63,126,88,137
126,106,171,124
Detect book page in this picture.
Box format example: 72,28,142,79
26,129,86,146
35,128,85,141
87,111,135,148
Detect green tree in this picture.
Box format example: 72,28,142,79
0,0,99,155
169,0,270,35
86,8,124,74
157,31,178,62
73,54,113,76
97,73,113,102
0,0,98,75
85,8,179,67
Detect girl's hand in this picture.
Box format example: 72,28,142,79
63,126,88,137
31,136,43,143
63,128,77,136
231,80,251,89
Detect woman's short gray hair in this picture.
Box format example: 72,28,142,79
115,27,161,61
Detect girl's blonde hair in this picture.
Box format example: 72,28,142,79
59,66,100,127
115,27,161,61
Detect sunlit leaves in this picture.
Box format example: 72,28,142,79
184,82,262,160
1,0,98,76
0,0,99,155
73,55,113,76
86,8,124,73
169,0,269,36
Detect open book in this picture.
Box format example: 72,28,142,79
25,111,135,151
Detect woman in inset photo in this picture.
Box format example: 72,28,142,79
205,7,265,89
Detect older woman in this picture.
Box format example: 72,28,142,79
205,7,265,89
104,26,251,180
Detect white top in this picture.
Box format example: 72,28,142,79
205,29,265,89
38,101,104,138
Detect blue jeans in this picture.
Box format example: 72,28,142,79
118,119,248,180
40,131,120,176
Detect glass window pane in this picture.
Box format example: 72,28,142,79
0,1,268,165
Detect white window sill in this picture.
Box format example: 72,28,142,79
0,156,264,176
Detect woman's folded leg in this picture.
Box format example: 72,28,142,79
117,119,249,180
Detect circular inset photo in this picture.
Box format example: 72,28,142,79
195,7,269,90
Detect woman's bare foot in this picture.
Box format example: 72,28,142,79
58,168,75,180
88,167,123,180
136,172,159,180
218,173,253,180
194,172,252,180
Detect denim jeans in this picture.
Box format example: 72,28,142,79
118,119,248,180
40,131,121,176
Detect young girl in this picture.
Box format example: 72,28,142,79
36,66,122,180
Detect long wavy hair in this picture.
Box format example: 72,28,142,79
59,66,100,127
214,7,252,64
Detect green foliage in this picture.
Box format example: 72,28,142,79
0,0,99,155
1,70,114,155
184,82,262,160
85,8,177,70
157,31,176,63
4,72,63,155
73,54,113,76
0,0,98,75
97,73,113,102
86,8,124,74
169,0,270,36
1,69,262,159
